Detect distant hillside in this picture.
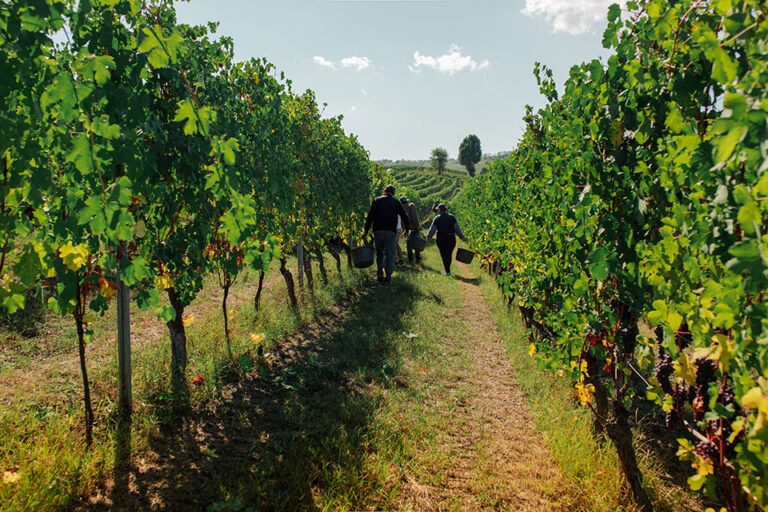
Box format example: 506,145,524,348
378,151,511,176
387,167,467,222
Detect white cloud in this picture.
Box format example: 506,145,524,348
522,0,626,35
341,56,372,71
350,106,357,111
408,44,490,75
313,55,372,71
313,56,336,69
361,88,368,96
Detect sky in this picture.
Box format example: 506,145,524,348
175,0,623,161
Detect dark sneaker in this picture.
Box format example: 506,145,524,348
377,274,384,283
384,276,392,283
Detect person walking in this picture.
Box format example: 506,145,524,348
396,214,405,265
426,203,467,277
364,185,409,283
402,196,422,264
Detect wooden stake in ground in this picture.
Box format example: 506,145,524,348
297,233,304,291
116,250,131,424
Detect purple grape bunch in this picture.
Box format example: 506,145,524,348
655,346,674,395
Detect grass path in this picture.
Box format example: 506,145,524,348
394,269,572,511
72,250,575,511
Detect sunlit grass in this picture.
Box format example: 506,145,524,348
473,261,702,512
0,255,364,512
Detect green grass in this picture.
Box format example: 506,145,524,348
89,251,519,510
2,245,701,511
0,255,367,511
472,261,703,512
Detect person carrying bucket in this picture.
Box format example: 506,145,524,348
364,184,410,283
401,196,422,264
426,203,467,277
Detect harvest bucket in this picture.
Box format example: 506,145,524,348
455,247,475,264
351,246,374,268
412,236,427,252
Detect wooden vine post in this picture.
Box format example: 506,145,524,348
297,232,304,291
116,243,132,424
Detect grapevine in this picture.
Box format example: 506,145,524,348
457,0,768,509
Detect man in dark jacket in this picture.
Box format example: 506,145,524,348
426,203,467,277
364,185,409,282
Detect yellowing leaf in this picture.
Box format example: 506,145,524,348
249,332,264,344
155,274,174,290
59,241,90,272
662,395,675,413
710,334,735,372
728,419,745,444
574,382,595,406
673,353,696,386
182,314,195,327
528,344,536,357
676,438,695,459
2,470,21,484
692,455,714,476
98,277,117,300
741,387,768,414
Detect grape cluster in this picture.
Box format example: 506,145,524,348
619,325,638,355
675,321,693,350
676,384,694,405
693,358,717,414
696,440,719,460
718,385,738,409
694,358,717,388
654,325,664,344
655,347,674,395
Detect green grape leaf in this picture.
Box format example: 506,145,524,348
715,126,747,164
66,134,96,174
13,241,47,287
174,100,198,135
122,257,152,286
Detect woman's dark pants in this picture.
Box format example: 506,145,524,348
436,234,456,274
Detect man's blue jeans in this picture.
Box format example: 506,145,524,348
374,230,397,278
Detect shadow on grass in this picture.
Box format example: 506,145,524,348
86,277,419,512
451,274,479,286
630,399,722,511
111,422,131,509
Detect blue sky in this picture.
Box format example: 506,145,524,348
176,0,621,160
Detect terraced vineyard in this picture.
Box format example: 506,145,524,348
388,166,468,221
